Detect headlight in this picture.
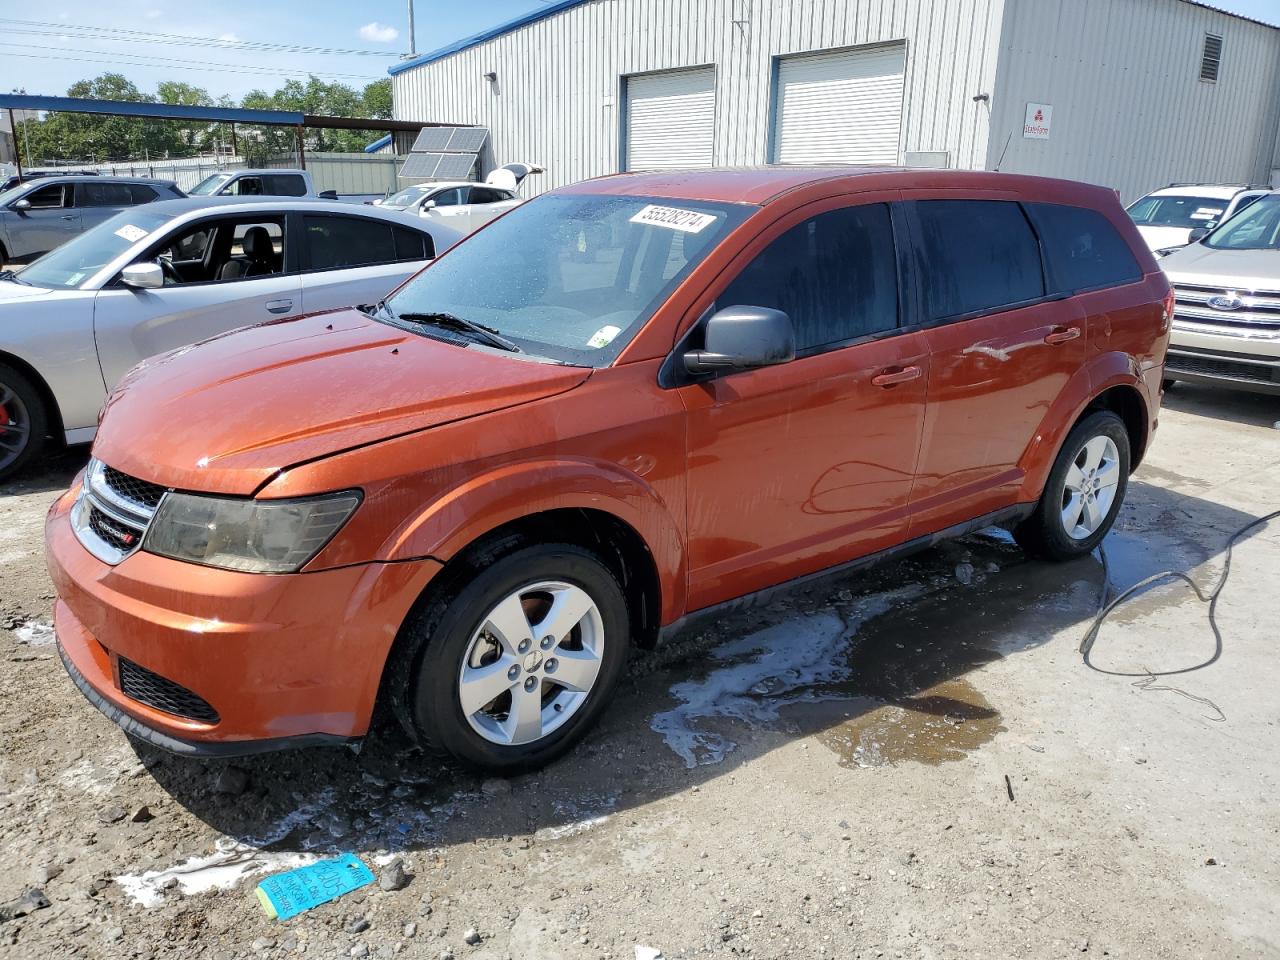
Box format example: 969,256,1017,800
143,491,361,573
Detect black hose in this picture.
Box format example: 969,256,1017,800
1080,508,1280,677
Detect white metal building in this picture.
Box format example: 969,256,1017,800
390,0,1280,202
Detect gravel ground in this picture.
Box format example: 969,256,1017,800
1,383,1278,960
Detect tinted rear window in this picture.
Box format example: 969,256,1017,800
1026,203,1142,293
913,200,1044,320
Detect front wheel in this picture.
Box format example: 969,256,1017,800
401,542,630,771
0,363,47,483
1014,410,1130,561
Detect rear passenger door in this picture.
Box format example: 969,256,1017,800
905,197,1086,532
297,213,435,312
75,181,136,232
679,197,931,610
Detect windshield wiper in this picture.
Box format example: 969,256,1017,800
0,269,28,285
391,307,522,353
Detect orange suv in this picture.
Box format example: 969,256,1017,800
45,168,1171,770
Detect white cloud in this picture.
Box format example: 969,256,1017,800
358,21,399,43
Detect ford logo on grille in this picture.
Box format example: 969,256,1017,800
1207,293,1245,311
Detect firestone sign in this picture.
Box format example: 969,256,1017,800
1024,102,1053,139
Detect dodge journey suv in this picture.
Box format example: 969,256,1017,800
45,168,1171,771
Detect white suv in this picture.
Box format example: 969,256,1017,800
1158,191,1280,396
1127,183,1270,256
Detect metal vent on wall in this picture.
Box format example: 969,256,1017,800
400,125,488,181
1200,33,1223,82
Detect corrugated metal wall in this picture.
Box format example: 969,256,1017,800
988,0,1280,201
393,0,1008,195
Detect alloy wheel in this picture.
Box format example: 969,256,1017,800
1060,435,1120,540
0,382,31,474
457,580,605,746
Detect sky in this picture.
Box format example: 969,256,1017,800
1,0,1277,103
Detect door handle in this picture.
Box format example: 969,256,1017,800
1044,326,1081,345
871,365,923,387
265,299,294,314
60,215,76,221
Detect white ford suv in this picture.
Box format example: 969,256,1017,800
1158,191,1280,395
1127,183,1270,255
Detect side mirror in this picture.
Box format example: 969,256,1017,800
421,200,437,211
12,198,30,211
1187,226,1210,243
120,262,164,290
683,306,796,375
318,189,338,200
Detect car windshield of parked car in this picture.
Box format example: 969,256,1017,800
0,181,35,206
1127,194,1226,229
384,193,750,365
1203,194,1280,250
188,173,234,196
15,209,173,289
381,185,432,210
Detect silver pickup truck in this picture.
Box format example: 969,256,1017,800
187,168,380,204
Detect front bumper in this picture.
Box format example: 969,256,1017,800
45,489,441,754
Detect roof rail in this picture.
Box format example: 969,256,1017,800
1164,182,1270,190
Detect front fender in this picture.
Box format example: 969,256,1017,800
382,457,688,622
1016,351,1148,502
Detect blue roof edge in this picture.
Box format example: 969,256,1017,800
0,93,302,126
364,134,394,153
388,0,592,76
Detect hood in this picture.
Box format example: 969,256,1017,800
1159,242,1280,290
93,309,591,495
1136,225,1193,252
0,278,54,302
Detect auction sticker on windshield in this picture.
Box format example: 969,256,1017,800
630,204,717,233
113,224,150,243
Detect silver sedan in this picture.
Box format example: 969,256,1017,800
0,197,463,479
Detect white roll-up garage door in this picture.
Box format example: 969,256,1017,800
625,67,716,170
772,44,906,165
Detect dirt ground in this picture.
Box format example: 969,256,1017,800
1,384,1278,960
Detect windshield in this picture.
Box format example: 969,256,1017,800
1204,194,1280,251
381,185,432,210
1127,194,1227,229
16,209,172,289
189,173,234,196
0,181,34,206
384,194,750,365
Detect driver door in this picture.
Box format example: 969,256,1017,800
92,214,302,389
9,182,81,259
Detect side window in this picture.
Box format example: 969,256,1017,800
231,221,283,258
469,187,507,205
913,200,1045,320
264,175,308,197
232,177,263,196
718,203,899,352
304,215,396,270
78,182,134,207
25,183,67,209
392,226,434,262
429,188,466,207
1231,193,1264,217
129,184,159,204
1025,203,1143,293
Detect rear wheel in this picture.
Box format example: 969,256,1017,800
1014,410,1129,561
0,363,47,483
399,542,630,771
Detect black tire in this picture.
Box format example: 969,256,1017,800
0,362,48,483
1014,410,1130,562
398,542,631,772
1161,378,1176,392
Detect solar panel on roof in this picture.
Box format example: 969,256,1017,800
445,128,488,153
410,126,488,153
411,127,454,152
398,153,442,179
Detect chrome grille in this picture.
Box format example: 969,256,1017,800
1173,283,1280,331
71,459,169,565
